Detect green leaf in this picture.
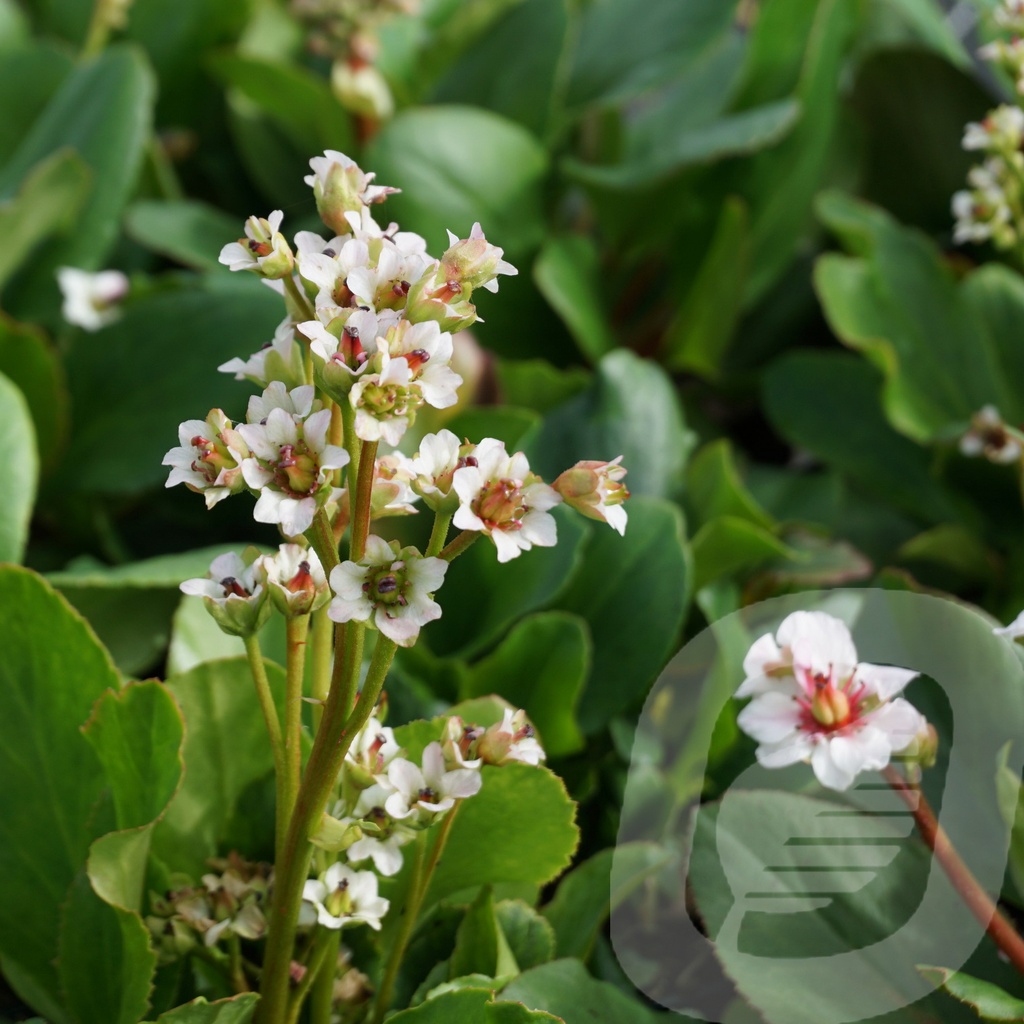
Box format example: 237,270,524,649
0,567,119,1019
814,191,1022,441
742,0,858,302
0,46,154,320
495,901,555,971
557,497,690,733
0,149,89,292
542,842,672,961
209,53,354,158
996,742,1024,905
444,406,540,451
502,958,661,1023
366,106,548,256
425,505,588,659
389,988,560,1023
462,612,588,757
495,359,590,415
533,236,617,362
450,887,511,979
56,276,282,495
148,994,260,1024
686,439,775,532
155,657,286,878
762,349,960,522
0,42,73,166
691,517,795,593
125,200,241,272
919,966,1024,1021
523,350,694,500
424,765,578,907
0,315,66,467
0,369,37,563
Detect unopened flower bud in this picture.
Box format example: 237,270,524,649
218,211,295,279
180,550,271,638
476,709,546,766
553,457,629,535
304,150,399,236
331,58,394,120
440,223,517,294
310,813,367,853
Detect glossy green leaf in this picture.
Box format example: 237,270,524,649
424,765,578,906
495,901,555,971
814,191,1022,441
449,887,516,980
533,236,617,362
762,349,959,522
919,966,1024,1021
209,53,354,158
444,406,540,451
147,995,260,1024
462,612,589,757
155,657,286,878
663,198,748,376
425,506,587,658
0,149,89,292
125,200,241,272
0,315,66,467
0,369,37,563
522,350,694,500
389,988,560,1023
542,842,672,960
691,517,795,593
495,359,590,415
0,46,154,319
366,106,548,256
0,42,73,166
502,958,661,1023
0,568,119,1019
56,276,282,494
686,439,775,532
557,497,690,733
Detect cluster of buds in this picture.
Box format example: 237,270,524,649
953,0,1024,250
146,854,270,963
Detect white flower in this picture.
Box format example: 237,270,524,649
452,439,561,562
347,239,432,311
218,318,307,390
477,709,546,766
995,609,1024,639
258,543,329,617
366,455,419,518
345,718,402,778
953,158,1016,247
408,429,470,511
327,535,447,646
305,150,400,235
163,410,250,508
963,106,1024,153
57,267,128,331
960,405,1023,464
382,741,482,822
302,863,389,930
552,457,629,535
298,235,371,322
441,222,518,294
246,381,317,424
341,785,417,876
735,611,927,791
237,389,349,536
300,308,398,399
180,551,270,637
980,37,1024,92
342,207,427,258
218,211,294,279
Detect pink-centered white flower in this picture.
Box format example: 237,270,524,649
477,708,546,767
301,308,398,399
305,150,399,235
327,535,447,646
553,457,630,535
218,318,307,390
452,439,561,562
237,385,349,536
735,611,927,791
180,551,270,638
218,211,294,279
406,429,473,512
441,222,518,294
302,863,389,930
258,543,329,617
381,741,482,823
347,239,432,312
57,267,129,331
163,410,250,508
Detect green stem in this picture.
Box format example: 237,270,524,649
425,509,452,558
284,274,316,322
309,930,342,1024
351,440,378,562
284,616,309,825
307,507,340,575
147,137,183,201
287,927,337,1024
228,933,250,993
341,401,360,493
311,606,334,734
440,530,479,562
372,806,460,1023
256,635,398,1024
243,634,287,860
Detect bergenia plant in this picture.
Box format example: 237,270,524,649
162,150,630,1021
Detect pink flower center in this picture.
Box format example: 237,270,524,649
795,667,868,734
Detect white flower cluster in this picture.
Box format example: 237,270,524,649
954,1,1024,249
735,611,932,791
301,704,545,930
